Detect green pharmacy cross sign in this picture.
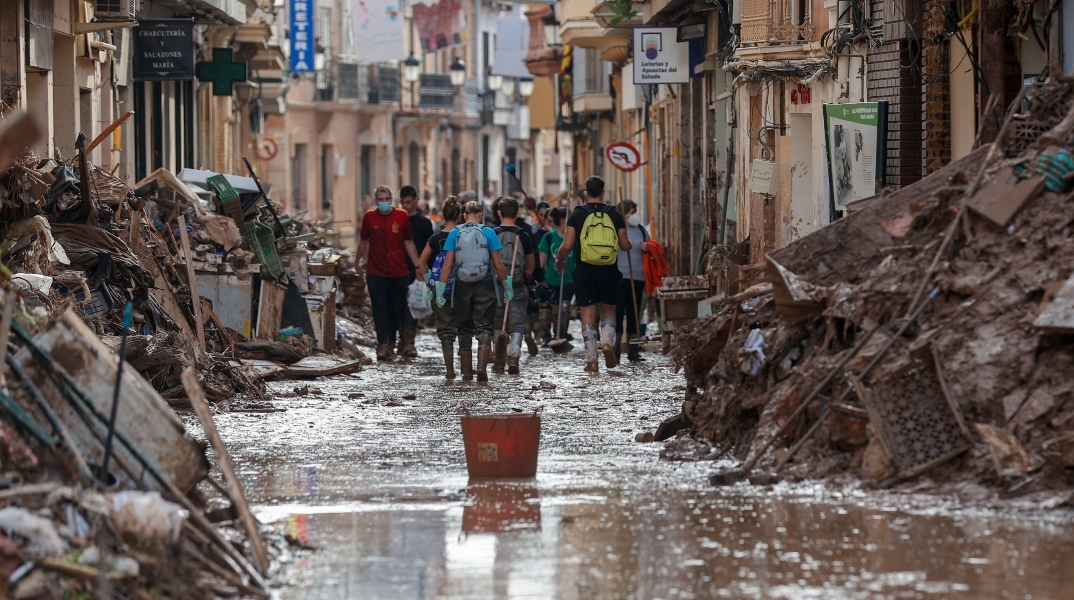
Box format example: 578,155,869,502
197,48,247,96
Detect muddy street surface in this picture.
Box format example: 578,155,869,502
198,332,1074,599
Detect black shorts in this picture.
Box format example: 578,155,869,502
573,263,622,307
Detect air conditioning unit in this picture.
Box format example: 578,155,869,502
94,0,137,20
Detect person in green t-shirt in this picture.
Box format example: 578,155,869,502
538,207,575,343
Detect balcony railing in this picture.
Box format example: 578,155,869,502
419,74,454,110
740,0,815,46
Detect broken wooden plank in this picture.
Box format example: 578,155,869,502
181,369,269,577
12,311,208,493
1034,274,1074,333
975,423,1030,477
255,281,287,338
178,215,207,353
282,355,363,379
966,166,1044,227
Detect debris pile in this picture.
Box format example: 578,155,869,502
673,75,1074,495
0,118,372,594
0,147,372,406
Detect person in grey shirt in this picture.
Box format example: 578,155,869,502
615,200,650,363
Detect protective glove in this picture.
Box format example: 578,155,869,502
422,269,432,283
435,281,447,307
503,277,514,302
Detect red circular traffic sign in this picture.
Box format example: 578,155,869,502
257,137,278,161
606,142,642,172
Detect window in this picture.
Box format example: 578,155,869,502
316,7,332,92
338,63,360,100
584,48,603,93
321,144,335,210
360,145,375,198
408,142,421,187
292,144,308,211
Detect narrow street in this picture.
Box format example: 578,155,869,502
201,332,1074,600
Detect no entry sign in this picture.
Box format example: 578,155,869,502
606,142,642,172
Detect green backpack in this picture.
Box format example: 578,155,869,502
579,204,618,266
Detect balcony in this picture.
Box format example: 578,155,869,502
419,74,455,110
316,63,401,106
740,0,815,46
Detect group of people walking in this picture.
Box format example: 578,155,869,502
354,175,654,378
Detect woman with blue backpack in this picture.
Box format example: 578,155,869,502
417,196,463,379
434,200,510,382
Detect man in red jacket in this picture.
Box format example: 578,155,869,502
356,185,422,360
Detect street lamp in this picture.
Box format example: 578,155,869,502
487,73,503,91
501,77,516,97
519,77,534,98
450,57,466,88
403,53,421,83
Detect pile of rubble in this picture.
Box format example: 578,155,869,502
672,75,1074,497
0,114,374,595
0,144,374,406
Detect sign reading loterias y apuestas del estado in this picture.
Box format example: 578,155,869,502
632,28,690,85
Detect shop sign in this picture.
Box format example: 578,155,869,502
133,19,195,81
632,28,689,85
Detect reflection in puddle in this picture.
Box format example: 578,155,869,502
200,333,1074,600
462,480,541,534
263,488,1074,600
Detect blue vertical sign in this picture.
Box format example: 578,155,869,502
289,0,313,73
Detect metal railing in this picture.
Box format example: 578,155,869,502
419,74,455,110
740,0,815,45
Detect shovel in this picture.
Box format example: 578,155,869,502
548,276,573,354
493,238,521,370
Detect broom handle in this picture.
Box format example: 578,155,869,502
627,246,641,337
556,275,566,338
501,237,520,333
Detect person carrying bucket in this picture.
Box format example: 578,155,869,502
554,176,631,373
435,200,510,382
417,196,463,379
491,197,535,374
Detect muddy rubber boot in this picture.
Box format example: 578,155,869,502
524,332,538,356
538,308,552,346
600,316,618,369
442,341,456,379
459,345,474,381
476,343,491,382
492,336,506,374
376,344,392,361
506,333,523,374
628,343,646,362
400,324,419,358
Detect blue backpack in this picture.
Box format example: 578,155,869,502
427,247,455,296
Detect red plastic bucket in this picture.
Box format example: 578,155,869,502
461,413,541,478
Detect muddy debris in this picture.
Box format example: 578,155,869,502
672,74,1074,499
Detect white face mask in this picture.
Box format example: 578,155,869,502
627,213,641,227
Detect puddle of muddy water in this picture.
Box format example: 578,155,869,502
192,331,1074,600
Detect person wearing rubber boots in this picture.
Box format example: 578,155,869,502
538,207,575,344
416,196,462,379
491,197,535,374
554,176,631,373
435,201,510,382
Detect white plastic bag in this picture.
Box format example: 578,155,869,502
408,279,433,319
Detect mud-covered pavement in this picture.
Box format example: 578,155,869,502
195,332,1074,599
